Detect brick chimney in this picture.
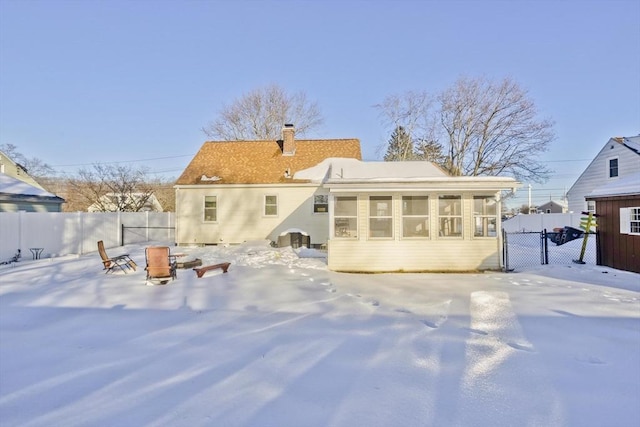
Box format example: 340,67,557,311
282,124,295,155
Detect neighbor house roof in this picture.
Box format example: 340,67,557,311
0,173,65,203
176,139,362,185
586,172,640,199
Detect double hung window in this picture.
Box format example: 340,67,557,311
402,196,429,238
438,195,462,237
264,195,278,216
204,196,217,222
369,196,393,238
473,196,497,237
334,196,357,238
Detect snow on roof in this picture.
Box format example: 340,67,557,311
622,135,640,154
0,173,58,198
294,158,449,183
588,172,640,198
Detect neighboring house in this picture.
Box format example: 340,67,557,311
174,125,362,246
537,200,568,214
88,193,164,212
0,150,45,189
294,158,520,272
0,173,65,212
586,172,640,274
567,136,640,214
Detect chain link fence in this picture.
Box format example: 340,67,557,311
503,229,598,272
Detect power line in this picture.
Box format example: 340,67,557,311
51,154,194,167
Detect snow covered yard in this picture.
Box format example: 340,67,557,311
0,241,638,427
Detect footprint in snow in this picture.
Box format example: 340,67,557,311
461,327,489,335
507,342,536,353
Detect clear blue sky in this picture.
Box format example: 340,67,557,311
1,0,638,208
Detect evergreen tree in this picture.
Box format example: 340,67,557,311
384,126,415,161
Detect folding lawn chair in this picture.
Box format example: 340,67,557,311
145,246,177,285
98,240,137,274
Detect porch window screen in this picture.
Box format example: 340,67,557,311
334,197,357,238
402,196,429,238
438,195,462,237
473,196,497,237
369,196,393,238
204,196,217,222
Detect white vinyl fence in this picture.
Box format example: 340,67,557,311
502,212,584,233
0,211,174,263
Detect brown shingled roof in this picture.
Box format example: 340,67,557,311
175,139,362,185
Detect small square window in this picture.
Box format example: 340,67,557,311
314,194,328,213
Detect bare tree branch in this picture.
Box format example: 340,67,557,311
202,84,324,140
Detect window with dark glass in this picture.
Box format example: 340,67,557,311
609,158,619,178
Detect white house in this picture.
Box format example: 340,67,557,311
174,126,520,272
173,125,362,247
295,158,520,272
567,136,640,214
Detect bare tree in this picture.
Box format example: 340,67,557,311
376,77,555,183
66,164,158,212
202,84,324,140
0,143,55,178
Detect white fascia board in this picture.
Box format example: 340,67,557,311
326,179,520,193
174,183,320,190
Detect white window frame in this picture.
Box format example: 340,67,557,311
368,195,393,239
203,195,217,222
264,194,278,217
620,207,640,235
333,196,358,238
608,157,619,178
313,194,329,214
402,195,429,239
473,196,497,238
587,200,596,214
438,195,463,238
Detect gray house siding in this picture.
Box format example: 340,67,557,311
567,137,640,213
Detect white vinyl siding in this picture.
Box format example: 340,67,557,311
176,185,329,245
327,191,504,272
566,140,640,213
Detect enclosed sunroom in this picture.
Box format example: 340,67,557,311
297,158,520,272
